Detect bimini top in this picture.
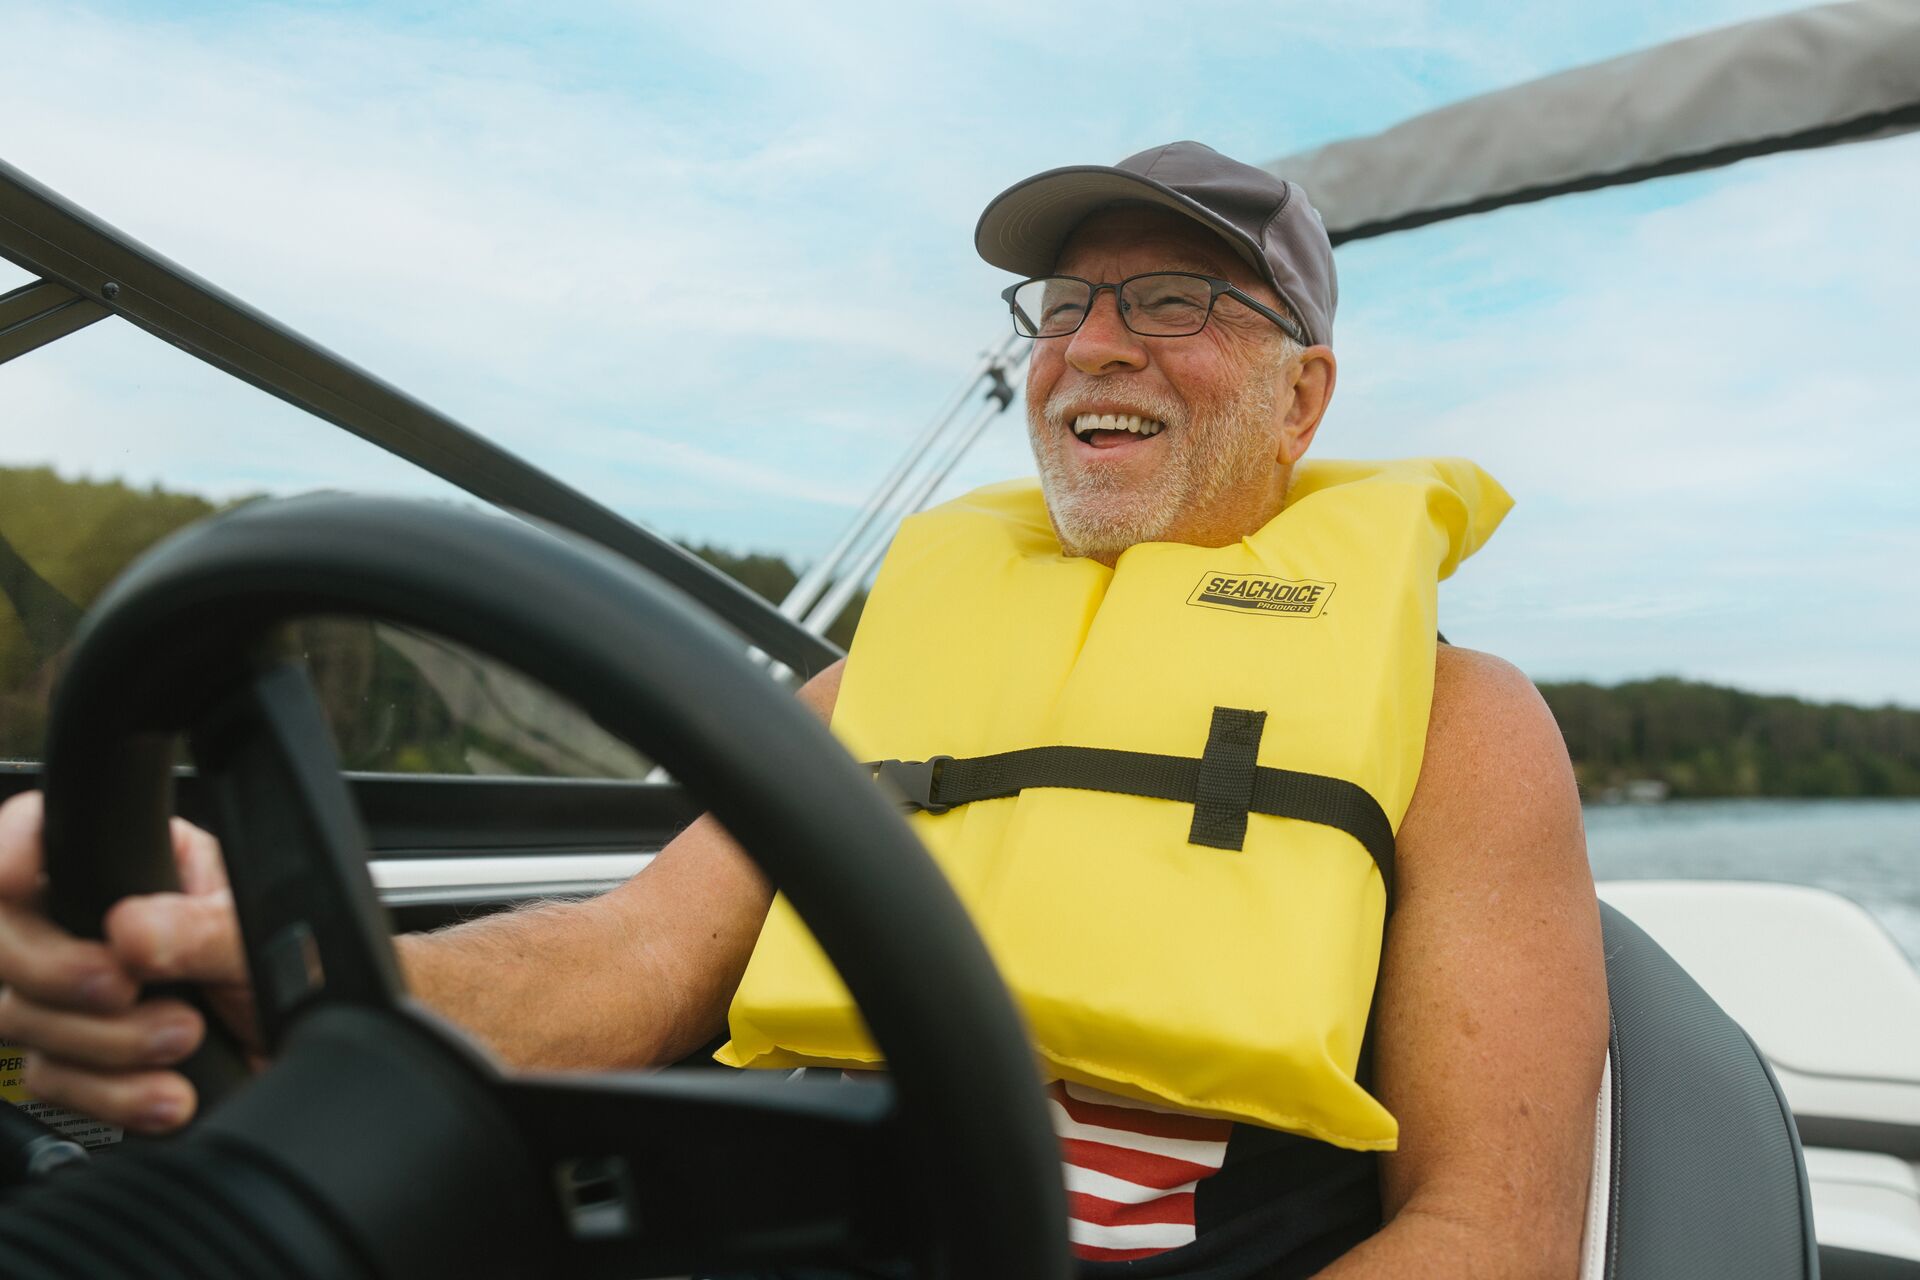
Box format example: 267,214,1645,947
1265,0,1920,243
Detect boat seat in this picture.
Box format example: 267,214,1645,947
1579,902,1819,1279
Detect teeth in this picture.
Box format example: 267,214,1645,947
1072,413,1166,439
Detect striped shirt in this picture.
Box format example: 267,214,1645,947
826,1068,1377,1271
1048,1080,1233,1262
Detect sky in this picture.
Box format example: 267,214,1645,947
2,0,1916,705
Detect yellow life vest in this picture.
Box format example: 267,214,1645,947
719,457,1510,1151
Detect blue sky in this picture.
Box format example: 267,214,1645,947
2,0,1916,705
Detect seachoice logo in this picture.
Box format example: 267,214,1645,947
1188,572,1335,618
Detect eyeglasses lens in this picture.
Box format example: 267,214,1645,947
1120,275,1213,335
1010,278,1088,337
1010,275,1215,337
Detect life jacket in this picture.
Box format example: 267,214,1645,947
718,457,1511,1151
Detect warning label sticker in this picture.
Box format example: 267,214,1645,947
1,1042,125,1149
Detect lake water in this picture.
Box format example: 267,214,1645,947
1584,798,1920,966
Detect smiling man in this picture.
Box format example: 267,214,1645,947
724,142,1609,1276
0,142,1607,1278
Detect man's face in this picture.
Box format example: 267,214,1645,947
1024,207,1319,564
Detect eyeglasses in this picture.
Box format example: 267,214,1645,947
1001,272,1306,345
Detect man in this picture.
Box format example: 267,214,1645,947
0,143,1607,1276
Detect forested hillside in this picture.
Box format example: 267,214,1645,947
0,466,861,767
1538,678,1920,799
0,468,221,757
4,465,1913,795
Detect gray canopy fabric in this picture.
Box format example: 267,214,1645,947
1268,0,1920,244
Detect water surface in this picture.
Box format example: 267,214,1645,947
1584,798,1920,966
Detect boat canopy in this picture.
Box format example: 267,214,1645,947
1266,0,1920,243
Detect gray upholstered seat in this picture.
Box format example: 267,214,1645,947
1582,902,1819,1279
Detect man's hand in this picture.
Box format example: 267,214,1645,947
0,656,844,1126
0,791,256,1133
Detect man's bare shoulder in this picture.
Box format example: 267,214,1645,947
1433,641,1549,716
1429,643,1567,764
1408,644,1582,863
797,657,847,721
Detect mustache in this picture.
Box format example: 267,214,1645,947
1038,383,1186,432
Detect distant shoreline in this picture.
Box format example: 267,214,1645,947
1539,678,1920,801
4,466,1917,796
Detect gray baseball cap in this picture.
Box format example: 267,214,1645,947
974,140,1337,348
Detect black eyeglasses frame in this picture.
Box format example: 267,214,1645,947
1000,271,1308,346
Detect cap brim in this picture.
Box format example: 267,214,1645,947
974,165,1269,284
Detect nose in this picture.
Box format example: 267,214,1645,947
1062,286,1148,376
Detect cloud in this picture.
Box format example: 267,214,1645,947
3,0,1914,701
1315,130,1920,703
2,1,1024,548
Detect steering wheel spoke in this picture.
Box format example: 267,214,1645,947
191,660,403,1046
499,1069,910,1279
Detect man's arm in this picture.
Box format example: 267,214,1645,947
0,660,843,1126
1316,646,1608,1278
398,809,781,1072
397,818,770,1072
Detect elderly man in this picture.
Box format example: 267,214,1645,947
0,143,1606,1277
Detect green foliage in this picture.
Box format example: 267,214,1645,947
21,465,1909,798
0,468,230,760
0,466,861,769
1538,677,1920,799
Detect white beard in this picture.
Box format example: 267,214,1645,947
1027,367,1284,561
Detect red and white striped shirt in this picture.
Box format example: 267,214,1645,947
1047,1080,1232,1262
837,1068,1234,1262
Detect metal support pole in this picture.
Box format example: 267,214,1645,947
779,334,1020,622
800,347,1025,637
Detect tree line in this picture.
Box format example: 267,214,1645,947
0,466,861,769
1537,678,1920,799
3,464,1915,796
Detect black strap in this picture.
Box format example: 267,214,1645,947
1190,707,1265,851
867,707,1395,908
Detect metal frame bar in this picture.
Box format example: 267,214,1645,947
0,762,699,858
0,279,108,366
0,158,840,677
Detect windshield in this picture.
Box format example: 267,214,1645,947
1,5,1914,960
0,299,650,778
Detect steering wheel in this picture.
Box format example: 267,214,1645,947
8,494,1069,1280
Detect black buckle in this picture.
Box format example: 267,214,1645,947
870,756,954,815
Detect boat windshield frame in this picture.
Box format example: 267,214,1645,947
0,157,843,681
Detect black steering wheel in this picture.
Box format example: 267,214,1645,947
7,494,1069,1279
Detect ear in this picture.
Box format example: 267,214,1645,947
1276,346,1336,465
